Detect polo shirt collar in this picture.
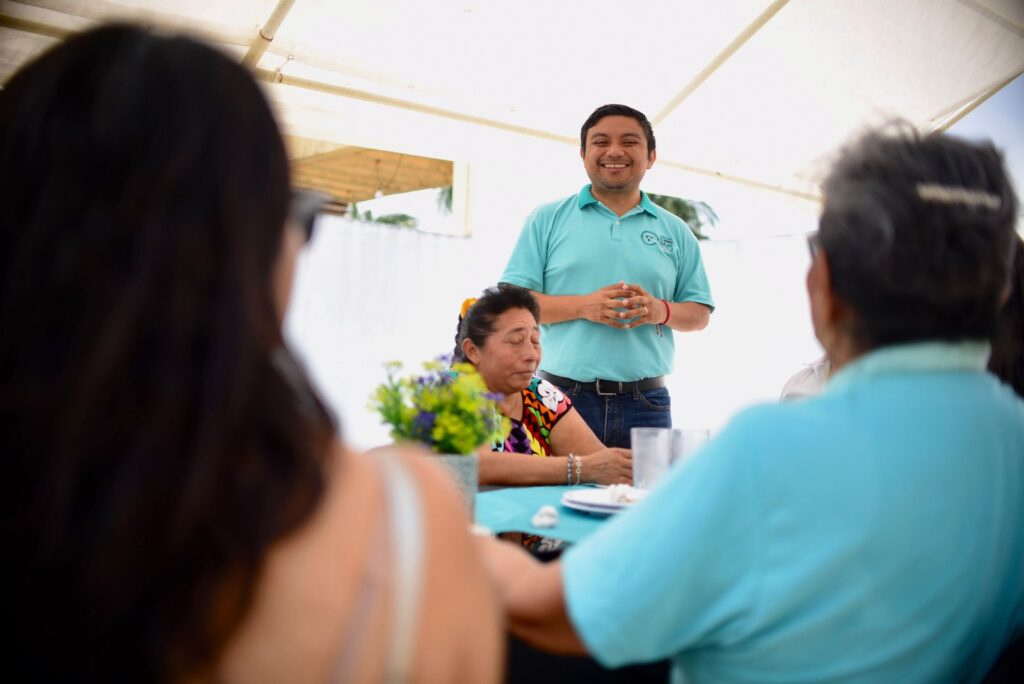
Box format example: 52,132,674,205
826,340,991,394
637,191,660,216
577,185,660,217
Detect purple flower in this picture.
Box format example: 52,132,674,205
413,410,436,438
484,392,504,402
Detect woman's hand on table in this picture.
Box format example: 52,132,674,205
581,448,632,485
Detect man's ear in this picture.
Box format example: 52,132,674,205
580,146,586,161
647,148,657,169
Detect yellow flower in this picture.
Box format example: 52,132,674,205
370,356,505,455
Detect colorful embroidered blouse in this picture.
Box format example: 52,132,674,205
495,377,572,456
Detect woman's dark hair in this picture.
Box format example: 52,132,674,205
818,125,1019,350
0,25,335,681
452,284,540,362
989,237,1024,399
580,103,656,153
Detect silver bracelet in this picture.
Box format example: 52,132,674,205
566,454,574,485
574,453,583,485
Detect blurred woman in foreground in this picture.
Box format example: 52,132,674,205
0,25,500,682
454,284,632,486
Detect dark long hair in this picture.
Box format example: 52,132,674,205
0,25,335,680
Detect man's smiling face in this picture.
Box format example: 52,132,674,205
581,115,656,196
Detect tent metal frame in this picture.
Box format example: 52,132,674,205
2,0,1020,204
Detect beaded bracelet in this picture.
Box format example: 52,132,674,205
656,299,672,337
574,453,583,485
566,454,574,485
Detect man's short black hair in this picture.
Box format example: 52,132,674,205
580,104,655,153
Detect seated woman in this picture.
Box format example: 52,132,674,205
453,284,632,486
0,25,501,682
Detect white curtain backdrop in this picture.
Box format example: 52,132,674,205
285,217,473,448
285,214,822,451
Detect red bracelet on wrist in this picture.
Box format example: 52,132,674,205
659,299,671,325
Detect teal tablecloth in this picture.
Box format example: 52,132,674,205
475,485,612,543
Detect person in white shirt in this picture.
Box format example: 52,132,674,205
779,353,831,400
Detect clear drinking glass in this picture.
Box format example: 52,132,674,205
671,428,710,467
631,427,674,490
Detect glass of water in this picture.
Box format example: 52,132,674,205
671,428,710,467
631,427,674,490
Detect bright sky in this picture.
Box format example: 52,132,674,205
948,73,1024,221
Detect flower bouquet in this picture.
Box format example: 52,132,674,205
371,358,508,513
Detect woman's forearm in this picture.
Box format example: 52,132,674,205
477,449,572,486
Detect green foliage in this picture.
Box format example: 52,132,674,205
347,202,419,228
370,359,508,455
374,213,418,227
646,193,719,240
437,185,453,216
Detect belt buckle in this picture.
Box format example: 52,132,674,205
594,379,618,396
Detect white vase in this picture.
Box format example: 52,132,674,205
432,454,478,519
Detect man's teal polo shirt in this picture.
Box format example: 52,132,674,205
564,341,1024,683
500,185,714,382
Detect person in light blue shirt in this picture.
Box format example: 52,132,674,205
500,104,714,448
480,126,1024,683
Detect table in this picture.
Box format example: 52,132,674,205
475,485,613,543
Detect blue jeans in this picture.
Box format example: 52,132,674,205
557,384,672,449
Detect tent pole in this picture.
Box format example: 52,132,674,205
257,68,820,201
0,13,73,40
932,67,1024,134
255,68,578,145
658,159,820,202
242,0,298,69
652,0,791,127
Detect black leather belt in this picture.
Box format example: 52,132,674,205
538,371,666,396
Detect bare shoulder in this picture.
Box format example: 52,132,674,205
382,445,505,684
216,442,384,682
218,443,502,683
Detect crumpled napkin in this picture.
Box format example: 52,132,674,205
531,504,559,528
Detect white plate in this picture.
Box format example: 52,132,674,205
561,487,648,515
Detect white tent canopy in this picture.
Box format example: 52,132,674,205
2,0,1022,446
2,0,1023,205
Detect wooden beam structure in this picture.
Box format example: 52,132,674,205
288,140,454,204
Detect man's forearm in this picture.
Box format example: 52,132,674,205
665,301,711,332
531,291,583,325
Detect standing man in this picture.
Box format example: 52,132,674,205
500,104,714,448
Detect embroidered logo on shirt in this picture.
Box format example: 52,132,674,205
641,230,674,254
